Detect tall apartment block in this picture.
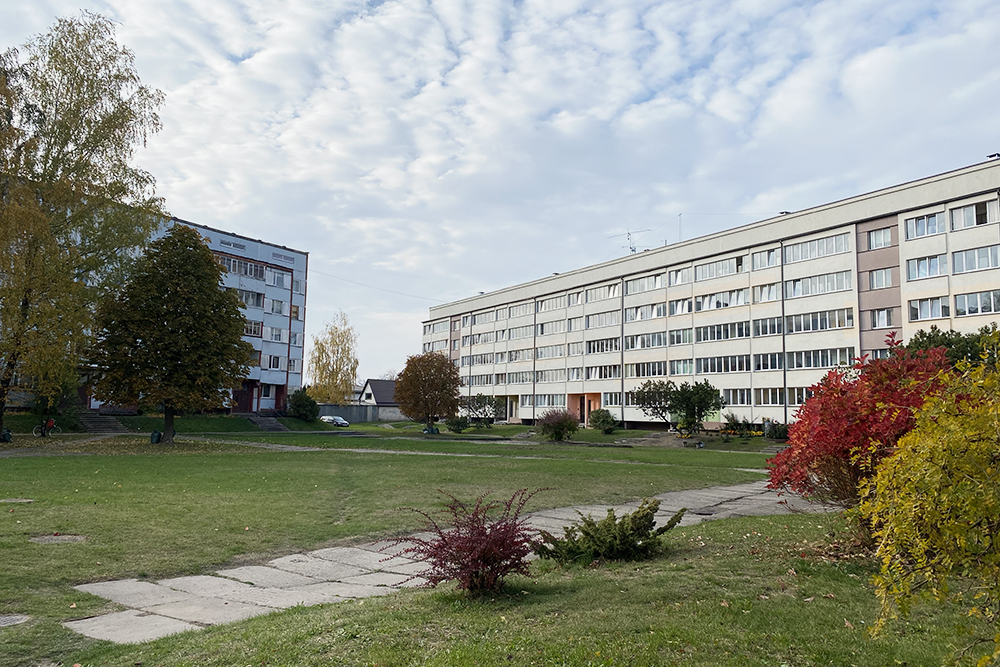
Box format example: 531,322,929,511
421,161,1000,427
173,219,308,414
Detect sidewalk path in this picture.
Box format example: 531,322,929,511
63,480,824,644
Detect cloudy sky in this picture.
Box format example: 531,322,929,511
5,0,1000,381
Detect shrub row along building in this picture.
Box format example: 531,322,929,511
421,161,1000,427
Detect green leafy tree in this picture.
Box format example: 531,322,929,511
905,323,998,368
92,226,255,443
671,380,724,434
861,347,1000,664
0,12,165,432
395,352,461,427
587,408,618,434
307,311,359,403
288,388,319,422
462,393,504,428
630,379,675,424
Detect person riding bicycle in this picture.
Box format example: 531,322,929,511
43,418,55,437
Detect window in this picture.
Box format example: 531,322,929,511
668,267,692,286
601,393,622,407
292,279,303,294
423,321,449,335
465,374,494,387
906,254,947,280
625,274,663,294
950,200,998,230
695,322,750,342
585,311,620,329
288,359,299,373
667,329,692,346
908,297,950,322
461,353,495,366
535,369,566,383
905,212,945,239
669,359,693,375
535,345,565,359
627,332,669,349
422,339,448,352
585,283,620,302
290,305,301,320
262,384,271,398
568,367,584,381
586,338,620,354
537,296,567,312
753,283,780,303
268,355,282,370
508,325,534,340
695,355,750,373
784,271,851,299
244,321,263,337
754,353,783,371
507,349,533,362
269,327,283,343
494,373,506,384
567,316,584,331
568,342,585,356
786,308,854,334
953,244,1000,273
868,228,892,250
786,347,854,369
695,289,748,312
467,311,495,325
508,303,533,318
507,371,532,384
625,303,666,322
534,394,566,407
452,340,459,351
624,361,667,378
237,289,264,309
752,249,779,270
723,388,751,406
695,256,744,281
221,256,266,280
585,365,621,380
783,233,850,263
869,268,892,290
869,349,891,360
871,308,892,329
669,299,692,315
955,290,1000,317
271,299,285,315
567,292,582,306
290,332,303,347
753,317,783,337
787,387,814,406
754,388,784,406
536,319,567,336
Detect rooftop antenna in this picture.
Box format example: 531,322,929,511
608,228,651,254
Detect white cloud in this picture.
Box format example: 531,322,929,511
4,0,1000,379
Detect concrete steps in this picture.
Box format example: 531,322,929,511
242,414,289,432
78,413,131,434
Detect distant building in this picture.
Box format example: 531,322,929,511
172,219,308,414
357,379,398,408
421,161,1000,427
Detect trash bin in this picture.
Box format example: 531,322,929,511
0,428,11,443
150,430,162,444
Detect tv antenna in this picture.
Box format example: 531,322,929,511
608,228,651,254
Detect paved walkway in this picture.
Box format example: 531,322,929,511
63,480,822,644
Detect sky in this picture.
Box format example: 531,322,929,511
5,0,1000,382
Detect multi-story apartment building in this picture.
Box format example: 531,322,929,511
173,219,308,414
421,161,1000,427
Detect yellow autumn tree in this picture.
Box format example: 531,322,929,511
307,312,359,403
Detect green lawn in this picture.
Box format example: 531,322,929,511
116,414,260,433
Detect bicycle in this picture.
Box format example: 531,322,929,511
32,419,62,437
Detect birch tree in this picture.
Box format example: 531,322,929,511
307,312,359,403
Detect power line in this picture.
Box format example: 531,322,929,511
308,268,445,303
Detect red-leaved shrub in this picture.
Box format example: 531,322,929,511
392,489,541,593
767,333,949,510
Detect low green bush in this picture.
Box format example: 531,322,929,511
534,499,686,564
445,416,470,433
587,408,618,434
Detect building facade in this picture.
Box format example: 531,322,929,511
421,161,1000,427
173,219,308,414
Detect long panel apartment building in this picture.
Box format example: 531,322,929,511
421,161,1000,427
173,219,308,414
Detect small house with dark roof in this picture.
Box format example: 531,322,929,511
357,379,403,420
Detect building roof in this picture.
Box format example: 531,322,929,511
172,217,309,257
361,379,398,406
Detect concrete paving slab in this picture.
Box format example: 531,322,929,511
377,558,430,576
268,554,368,581
311,546,418,572
292,581,396,599
358,539,415,557
159,575,307,609
340,571,412,588
524,516,575,533
0,614,29,627
76,579,196,608
216,565,323,589
63,609,198,644
143,596,271,625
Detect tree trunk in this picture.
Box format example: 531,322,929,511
163,405,175,443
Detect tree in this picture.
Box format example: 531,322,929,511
288,388,319,422
670,380,724,434
395,352,461,427
768,334,950,513
0,12,165,432
630,379,675,424
587,408,618,435
377,369,399,381
861,351,1000,664
630,379,722,433
307,312,358,403
905,323,998,368
92,226,255,443
536,410,578,441
462,393,504,428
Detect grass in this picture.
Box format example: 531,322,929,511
116,414,260,433
277,417,340,431
68,513,985,667
1,412,83,434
